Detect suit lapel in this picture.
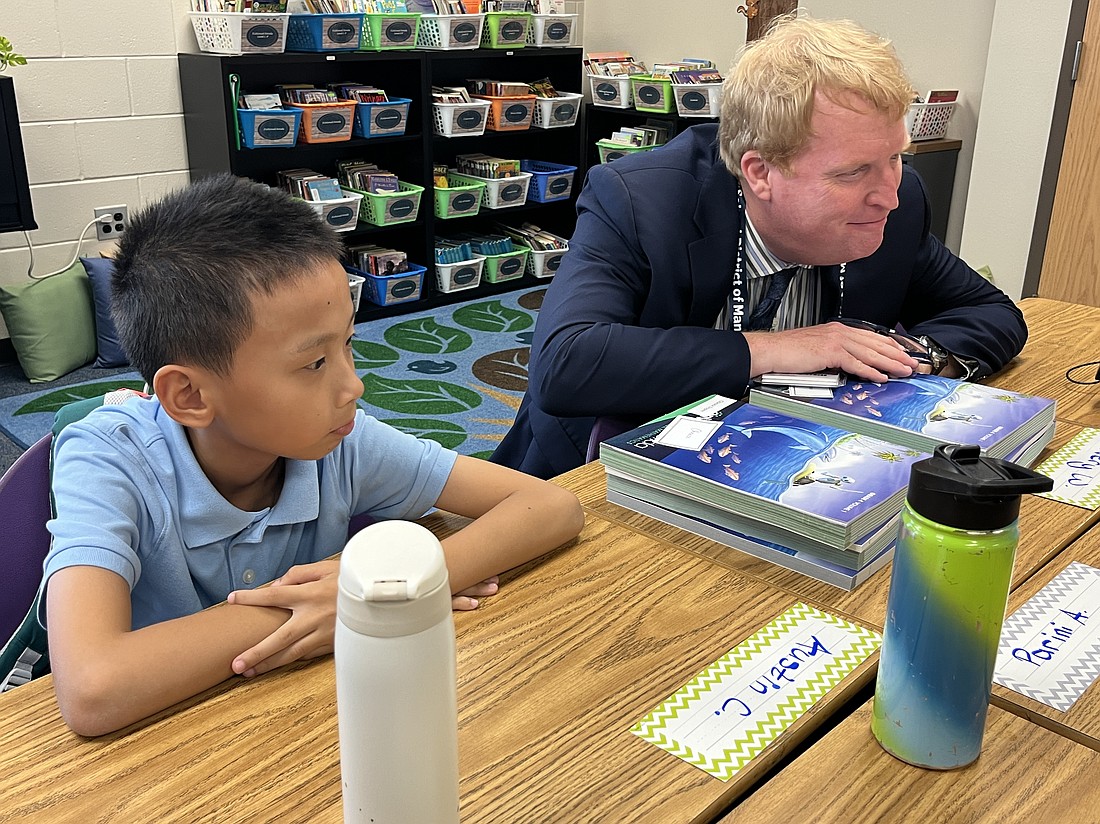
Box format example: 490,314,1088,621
686,156,742,327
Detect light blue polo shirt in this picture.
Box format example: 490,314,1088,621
44,397,456,630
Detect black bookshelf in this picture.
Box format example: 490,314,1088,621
178,47,583,321
581,102,716,177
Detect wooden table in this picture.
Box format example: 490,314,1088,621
0,510,872,824
719,701,1100,823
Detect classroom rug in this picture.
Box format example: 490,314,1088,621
0,286,545,461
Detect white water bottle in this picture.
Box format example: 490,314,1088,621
335,520,460,823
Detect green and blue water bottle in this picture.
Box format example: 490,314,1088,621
871,443,1053,768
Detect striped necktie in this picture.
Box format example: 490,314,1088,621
743,267,798,332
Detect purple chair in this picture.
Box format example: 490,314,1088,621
0,434,53,644
584,415,639,464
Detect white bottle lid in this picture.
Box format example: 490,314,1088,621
337,520,451,638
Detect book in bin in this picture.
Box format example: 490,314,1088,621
598,396,929,551
748,373,1056,464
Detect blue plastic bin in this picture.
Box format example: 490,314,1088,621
521,160,577,203
238,107,302,148
351,97,411,138
355,262,427,306
286,13,363,51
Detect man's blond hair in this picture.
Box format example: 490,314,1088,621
718,15,914,177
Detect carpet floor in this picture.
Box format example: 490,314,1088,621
0,286,544,476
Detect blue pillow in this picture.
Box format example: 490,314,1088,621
79,257,129,368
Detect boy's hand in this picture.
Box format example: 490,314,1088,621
452,576,499,611
226,559,340,677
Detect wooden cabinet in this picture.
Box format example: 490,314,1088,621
177,47,583,321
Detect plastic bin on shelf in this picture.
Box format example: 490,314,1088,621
350,180,424,226
350,97,411,138
447,170,532,210
472,94,536,132
432,99,492,137
525,13,577,46
416,13,484,49
359,12,420,50
433,177,486,219
672,82,722,117
354,262,427,307
481,247,529,283
302,189,363,233
905,101,957,141
435,255,485,293
630,75,674,113
520,160,576,203
190,12,289,54
480,11,530,48
518,243,568,279
347,271,365,311
596,139,658,164
287,101,356,143
237,107,302,148
587,74,632,109
531,92,582,129
285,13,363,52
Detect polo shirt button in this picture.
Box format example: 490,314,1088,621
242,569,256,584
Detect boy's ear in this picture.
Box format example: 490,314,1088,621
740,150,774,201
152,365,215,428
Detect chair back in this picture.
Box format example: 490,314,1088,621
0,434,53,643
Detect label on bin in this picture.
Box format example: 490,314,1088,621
326,20,357,45
547,177,569,196
456,109,483,130
374,108,403,130
315,112,347,134
500,183,523,202
256,118,291,141
553,102,576,122
243,22,280,50
452,192,477,212
681,90,708,111
504,103,528,123
389,198,415,219
452,20,477,42
383,20,413,43
545,254,563,271
389,278,418,300
499,257,522,276
546,21,569,40
606,150,625,161
326,205,355,227
499,20,523,40
637,84,662,106
595,82,619,102
453,266,477,285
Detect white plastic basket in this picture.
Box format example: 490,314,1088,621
587,74,633,109
189,12,289,54
531,92,582,129
432,99,492,137
672,82,722,118
416,13,484,49
525,13,577,47
348,272,365,311
435,255,485,293
523,244,568,278
448,170,532,209
303,190,363,233
906,101,957,141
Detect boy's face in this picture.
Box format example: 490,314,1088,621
203,258,364,465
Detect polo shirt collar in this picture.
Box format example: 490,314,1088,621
158,406,321,547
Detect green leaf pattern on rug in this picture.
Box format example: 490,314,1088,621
14,380,146,416
384,317,472,354
380,417,468,449
352,339,400,369
452,300,533,333
361,373,482,415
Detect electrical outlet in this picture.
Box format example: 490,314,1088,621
93,205,129,241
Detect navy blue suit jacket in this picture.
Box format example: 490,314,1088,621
493,124,1026,479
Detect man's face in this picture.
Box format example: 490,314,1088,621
745,90,911,265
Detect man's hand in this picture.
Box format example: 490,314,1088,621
226,559,340,677
452,576,499,611
746,321,922,383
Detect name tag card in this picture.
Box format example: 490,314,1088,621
994,562,1100,711
631,603,880,781
1034,427,1100,510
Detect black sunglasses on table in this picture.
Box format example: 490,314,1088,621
827,317,933,367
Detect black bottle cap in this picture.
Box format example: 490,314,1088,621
906,443,1054,531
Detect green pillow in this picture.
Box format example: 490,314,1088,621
0,261,97,383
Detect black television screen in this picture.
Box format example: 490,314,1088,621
0,75,37,234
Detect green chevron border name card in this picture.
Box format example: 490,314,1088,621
631,602,881,781
1034,427,1100,510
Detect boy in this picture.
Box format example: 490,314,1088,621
43,174,584,737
